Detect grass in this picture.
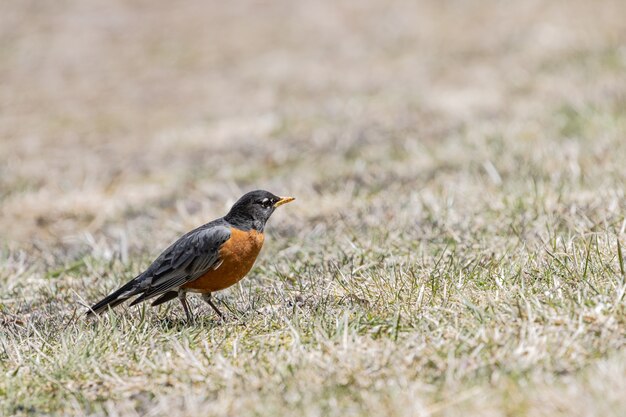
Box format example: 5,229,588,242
1,0,626,416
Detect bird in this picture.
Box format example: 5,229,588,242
87,190,295,321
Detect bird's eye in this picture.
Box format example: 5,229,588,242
260,198,271,208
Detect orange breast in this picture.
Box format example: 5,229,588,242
183,227,265,293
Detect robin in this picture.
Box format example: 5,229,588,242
87,190,295,321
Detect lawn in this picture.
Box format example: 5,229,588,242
1,1,625,416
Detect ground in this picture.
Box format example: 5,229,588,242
1,1,625,416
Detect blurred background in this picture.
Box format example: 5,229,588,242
1,0,625,251
2,2,626,415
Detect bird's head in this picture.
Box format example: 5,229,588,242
225,190,294,231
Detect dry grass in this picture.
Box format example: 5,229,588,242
1,0,626,416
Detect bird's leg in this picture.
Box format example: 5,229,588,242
201,293,224,320
178,289,194,322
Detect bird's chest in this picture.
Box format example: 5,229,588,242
219,228,265,271
185,228,265,292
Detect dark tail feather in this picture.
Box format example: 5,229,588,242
86,281,140,316
128,290,159,307
129,277,186,307
150,291,178,307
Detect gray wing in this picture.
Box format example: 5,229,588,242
128,224,231,305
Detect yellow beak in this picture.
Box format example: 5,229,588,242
274,196,295,208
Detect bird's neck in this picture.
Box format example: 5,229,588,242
224,213,265,232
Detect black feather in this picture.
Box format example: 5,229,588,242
151,291,179,307
86,280,138,316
